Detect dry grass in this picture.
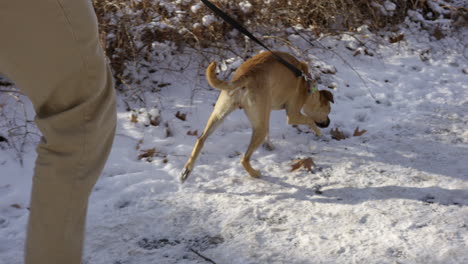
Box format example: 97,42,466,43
91,0,465,92
92,0,423,86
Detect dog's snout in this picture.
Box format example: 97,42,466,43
316,117,330,128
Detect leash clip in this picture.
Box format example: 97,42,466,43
302,73,318,95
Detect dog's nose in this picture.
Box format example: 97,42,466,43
315,117,330,128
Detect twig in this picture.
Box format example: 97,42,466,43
262,35,302,55
117,75,146,105
189,248,217,264
292,28,380,103
0,89,40,166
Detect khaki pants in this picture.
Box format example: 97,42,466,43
0,1,116,263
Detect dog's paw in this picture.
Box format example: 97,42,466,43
309,125,322,137
248,169,262,178
180,168,191,183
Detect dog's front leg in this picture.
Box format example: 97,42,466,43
286,108,322,137
308,123,322,137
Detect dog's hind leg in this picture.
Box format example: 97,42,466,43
180,92,236,182
241,103,270,178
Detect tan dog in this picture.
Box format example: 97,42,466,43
180,51,334,182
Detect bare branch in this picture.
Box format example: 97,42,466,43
189,248,217,264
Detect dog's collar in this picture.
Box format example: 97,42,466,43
303,73,318,95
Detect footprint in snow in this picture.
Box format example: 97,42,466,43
115,200,132,209
0,218,8,228
136,235,224,251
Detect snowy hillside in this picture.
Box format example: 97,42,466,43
1,2,467,264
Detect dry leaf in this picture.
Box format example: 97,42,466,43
290,158,316,173
330,128,347,141
228,151,242,158
419,49,430,62
175,111,186,121
136,139,143,150
353,127,367,137
432,27,444,40
138,148,157,160
389,34,405,43
149,115,160,126
157,83,171,88
187,130,198,136
364,48,374,57
130,114,138,123
165,122,173,137
11,204,21,209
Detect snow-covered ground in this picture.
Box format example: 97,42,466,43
1,18,468,264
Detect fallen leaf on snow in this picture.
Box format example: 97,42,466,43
149,115,160,126
187,130,198,136
157,83,171,88
10,204,21,209
130,114,138,123
353,127,367,137
138,148,157,160
290,158,316,173
389,34,404,43
136,139,143,150
165,122,173,137
175,111,186,121
432,28,444,40
330,128,347,141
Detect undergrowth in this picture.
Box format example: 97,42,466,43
92,0,466,90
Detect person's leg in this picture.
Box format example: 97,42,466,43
0,1,116,263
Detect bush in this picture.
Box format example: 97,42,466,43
93,0,466,91
92,0,422,86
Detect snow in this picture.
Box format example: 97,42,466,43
239,1,253,14
191,3,203,14
202,15,217,27
1,9,468,264
384,1,397,12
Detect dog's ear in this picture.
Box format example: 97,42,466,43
320,90,334,104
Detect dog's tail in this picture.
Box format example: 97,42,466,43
206,61,232,91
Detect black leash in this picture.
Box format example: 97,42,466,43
200,0,311,82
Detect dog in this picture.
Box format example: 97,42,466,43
180,51,334,182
